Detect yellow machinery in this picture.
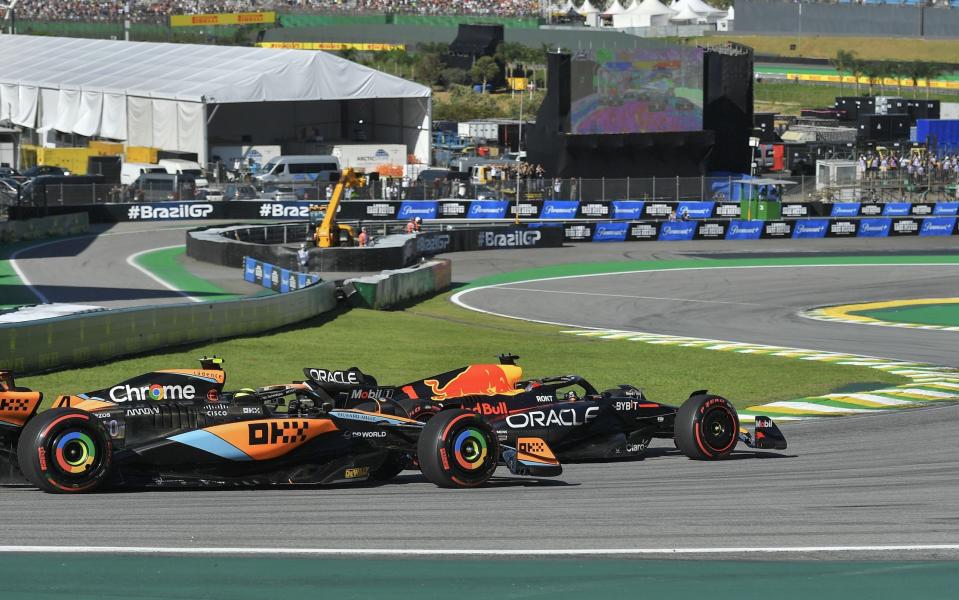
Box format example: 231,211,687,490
311,168,363,247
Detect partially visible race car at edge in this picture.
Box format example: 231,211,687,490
0,358,560,493
304,354,788,463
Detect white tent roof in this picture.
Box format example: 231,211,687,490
555,0,577,12
670,4,702,21
603,0,629,15
669,0,724,15
0,35,429,104
628,0,675,16
579,0,602,14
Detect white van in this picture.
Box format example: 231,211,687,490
159,159,208,187
253,155,340,186
121,163,166,186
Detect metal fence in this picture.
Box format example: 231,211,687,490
11,172,959,210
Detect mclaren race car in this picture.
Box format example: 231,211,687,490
303,355,787,462
0,358,560,493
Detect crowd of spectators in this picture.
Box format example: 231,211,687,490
857,150,959,181
1,0,542,22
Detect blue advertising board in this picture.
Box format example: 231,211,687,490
467,201,509,219
611,201,645,220
676,201,715,219
541,200,580,219
920,217,957,236
934,202,959,216
792,219,830,239
658,221,697,241
593,221,629,242
398,201,438,220
882,202,911,216
831,203,860,217
856,218,892,237
725,220,764,240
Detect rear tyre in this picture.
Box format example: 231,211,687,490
17,408,113,493
417,409,499,488
674,394,739,460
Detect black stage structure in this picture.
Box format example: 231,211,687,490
527,42,754,178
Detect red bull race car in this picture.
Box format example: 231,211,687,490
0,358,560,493
304,354,787,463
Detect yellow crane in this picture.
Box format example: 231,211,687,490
310,168,364,247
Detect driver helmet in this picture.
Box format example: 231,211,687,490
564,390,578,402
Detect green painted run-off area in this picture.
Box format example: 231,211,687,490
853,303,959,327
1,554,957,600
132,246,240,302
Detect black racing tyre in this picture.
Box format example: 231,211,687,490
417,409,499,489
17,408,113,493
674,394,739,460
368,451,410,482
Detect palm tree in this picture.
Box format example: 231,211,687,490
891,62,908,97
829,49,856,96
923,62,946,99
860,61,884,96
849,58,865,96
905,61,928,99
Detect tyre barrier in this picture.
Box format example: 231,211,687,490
0,213,89,244
345,259,452,310
187,224,564,272
0,281,337,375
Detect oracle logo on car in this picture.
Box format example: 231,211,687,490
505,406,598,429
308,369,359,384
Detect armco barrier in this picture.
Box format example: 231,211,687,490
347,259,452,310
12,199,959,224
0,281,337,375
188,224,563,272
0,213,89,244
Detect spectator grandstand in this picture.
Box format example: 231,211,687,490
0,0,544,22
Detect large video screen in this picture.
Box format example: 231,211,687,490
570,46,704,135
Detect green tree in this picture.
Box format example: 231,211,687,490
440,67,468,89
496,41,527,96
849,58,865,96
860,61,885,96
905,61,927,99
470,56,500,93
417,53,445,87
829,49,856,96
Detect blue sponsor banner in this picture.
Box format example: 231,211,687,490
725,220,763,240
243,256,256,282
658,221,697,241
260,263,274,289
398,201,438,220
541,200,580,219
279,269,291,293
857,218,892,237
593,221,628,242
920,216,957,236
467,201,509,219
792,219,829,239
676,201,715,219
882,202,911,216
831,203,860,217
934,202,959,215
611,201,645,220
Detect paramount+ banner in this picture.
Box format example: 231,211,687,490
243,257,321,294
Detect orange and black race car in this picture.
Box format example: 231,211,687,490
304,355,788,463
0,358,562,493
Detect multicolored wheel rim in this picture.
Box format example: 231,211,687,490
452,427,489,471
54,431,97,474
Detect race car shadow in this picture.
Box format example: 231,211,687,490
366,472,576,489
562,447,796,464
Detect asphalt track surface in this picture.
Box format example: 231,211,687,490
2,232,959,558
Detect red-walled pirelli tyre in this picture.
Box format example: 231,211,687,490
17,408,113,493
674,394,739,460
417,409,499,488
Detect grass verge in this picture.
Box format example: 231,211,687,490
755,81,958,115
700,34,959,63
0,240,44,310
20,290,905,411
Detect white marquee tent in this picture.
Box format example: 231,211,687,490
579,0,603,26
669,0,725,21
612,0,676,28
0,35,432,165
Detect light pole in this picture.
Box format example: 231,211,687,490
515,91,524,224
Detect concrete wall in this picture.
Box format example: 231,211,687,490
0,281,337,374
735,1,959,39
0,213,89,244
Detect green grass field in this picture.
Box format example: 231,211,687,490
754,80,958,115
19,290,905,411
700,34,959,63
0,240,43,310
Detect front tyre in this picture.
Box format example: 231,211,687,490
17,408,113,493
674,394,739,460
417,409,498,488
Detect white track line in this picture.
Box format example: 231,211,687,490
0,544,956,556
125,245,200,303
